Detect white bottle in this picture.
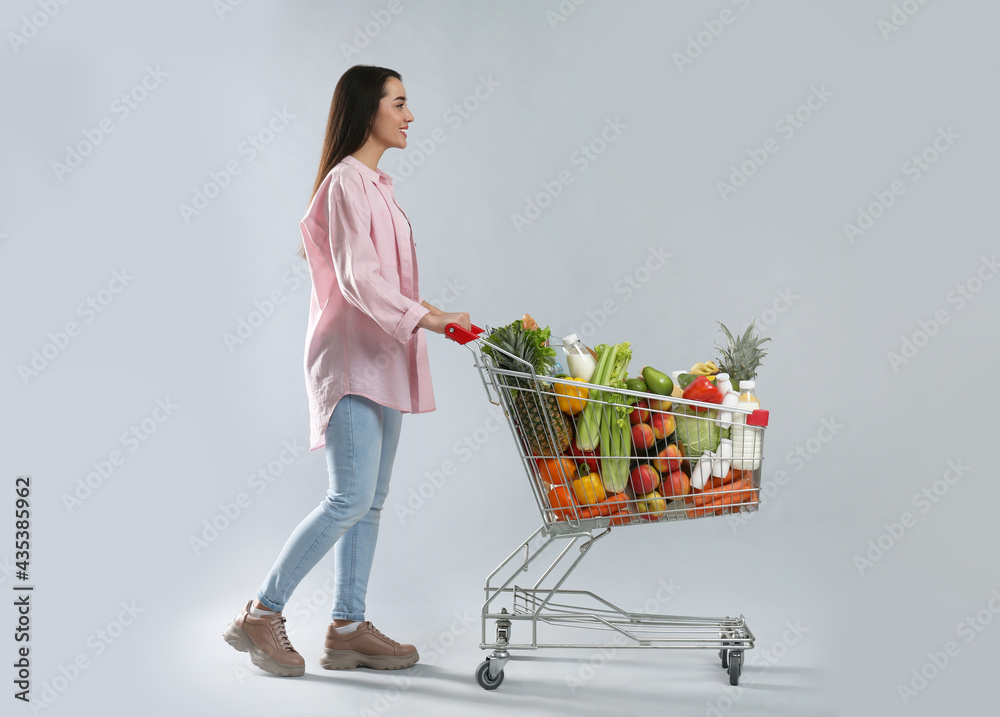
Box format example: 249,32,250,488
716,391,740,429
711,438,734,478
730,380,761,470
561,334,597,383
715,372,734,397
690,451,716,490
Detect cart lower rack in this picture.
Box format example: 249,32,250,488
446,324,769,690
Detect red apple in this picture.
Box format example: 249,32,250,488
650,412,676,441
630,423,656,450
653,444,684,475
629,400,651,425
660,469,691,499
629,463,660,496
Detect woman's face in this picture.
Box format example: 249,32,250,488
370,77,414,150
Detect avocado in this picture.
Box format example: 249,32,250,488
625,377,648,393
641,366,674,396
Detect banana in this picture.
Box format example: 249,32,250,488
689,361,719,376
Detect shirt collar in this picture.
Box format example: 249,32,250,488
341,154,393,185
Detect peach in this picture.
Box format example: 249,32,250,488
647,397,672,412
660,469,691,499
629,400,651,425
629,463,660,496
650,412,676,441
636,490,667,517
653,444,684,475
631,423,656,450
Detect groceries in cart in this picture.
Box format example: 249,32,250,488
480,314,771,528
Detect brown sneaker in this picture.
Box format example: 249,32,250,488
222,600,305,677
320,621,419,670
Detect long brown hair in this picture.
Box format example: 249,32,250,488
297,65,401,259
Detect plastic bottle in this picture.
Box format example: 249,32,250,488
560,334,597,382
712,438,734,478
690,451,716,490
730,380,762,470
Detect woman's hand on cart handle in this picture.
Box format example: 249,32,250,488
444,322,484,344
419,310,472,335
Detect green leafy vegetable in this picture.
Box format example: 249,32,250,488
673,403,725,459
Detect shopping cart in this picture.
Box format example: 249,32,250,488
445,323,770,690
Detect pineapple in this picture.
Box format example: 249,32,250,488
483,321,571,457
715,321,771,385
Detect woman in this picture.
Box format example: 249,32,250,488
223,65,472,677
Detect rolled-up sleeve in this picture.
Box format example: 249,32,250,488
328,170,429,343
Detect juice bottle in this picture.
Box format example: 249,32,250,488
560,334,597,382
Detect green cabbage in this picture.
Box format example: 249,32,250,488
673,404,727,459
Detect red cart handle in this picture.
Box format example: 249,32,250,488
746,409,769,427
445,323,484,344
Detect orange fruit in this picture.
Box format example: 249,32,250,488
537,457,577,486
546,485,577,520
571,474,606,506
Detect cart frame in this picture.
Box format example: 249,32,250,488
447,324,765,690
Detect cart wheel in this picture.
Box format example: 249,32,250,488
720,648,729,669
728,651,742,686
476,660,504,690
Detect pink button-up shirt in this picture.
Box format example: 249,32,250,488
300,154,435,451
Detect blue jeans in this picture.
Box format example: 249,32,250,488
256,394,402,621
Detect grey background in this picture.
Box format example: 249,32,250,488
2,1,997,715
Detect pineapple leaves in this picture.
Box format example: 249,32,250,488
483,318,556,376
715,320,771,383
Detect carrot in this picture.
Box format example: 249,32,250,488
578,492,628,519
687,494,725,518
701,470,741,492
692,481,744,507
711,490,742,515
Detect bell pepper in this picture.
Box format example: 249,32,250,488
682,375,724,408
555,377,589,415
